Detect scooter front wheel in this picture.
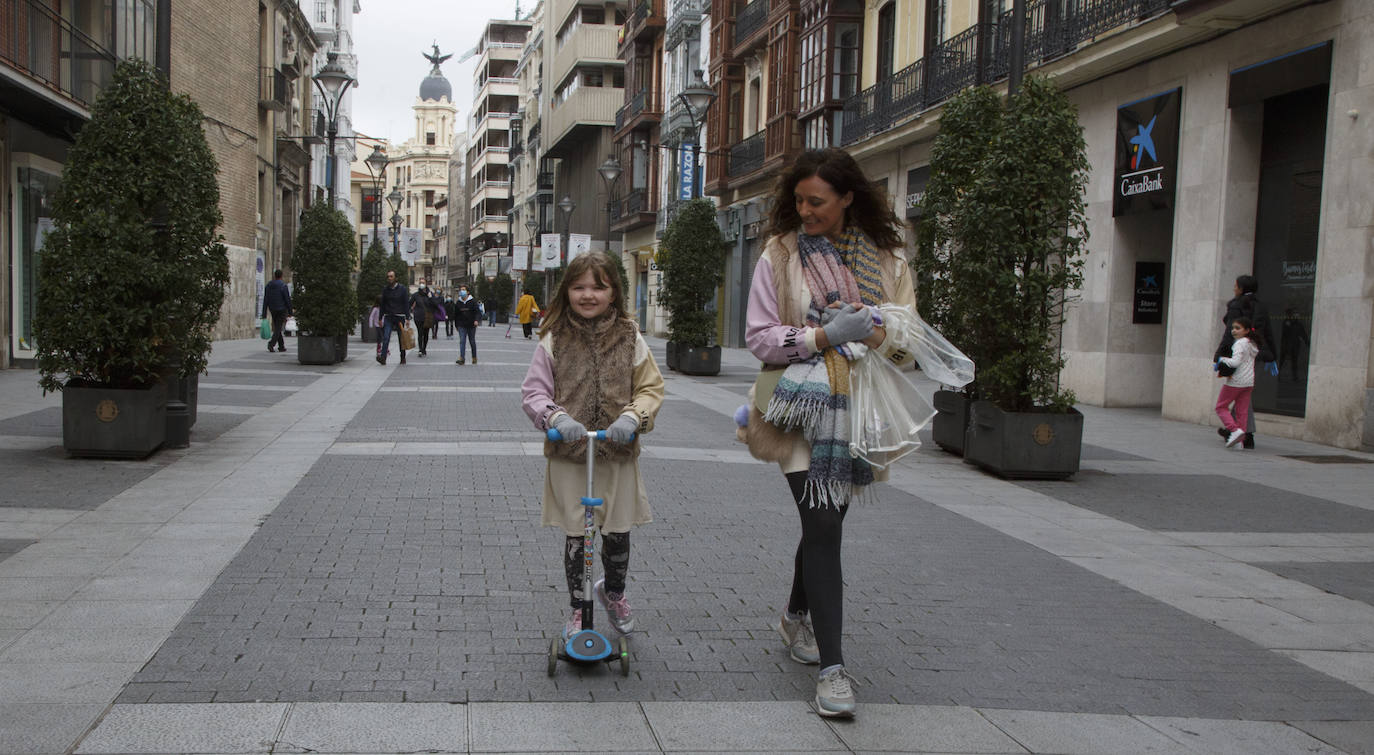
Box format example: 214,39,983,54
618,636,630,677
547,636,560,676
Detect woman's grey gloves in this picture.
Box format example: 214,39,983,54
551,414,586,440
821,303,874,346
605,414,639,444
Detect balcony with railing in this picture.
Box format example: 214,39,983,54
545,86,623,157
614,89,662,138
619,0,666,57
259,66,288,111
728,131,766,178
666,0,705,50
612,187,657,232
731,0,769,56
2,0,118,110
840,0,1172,147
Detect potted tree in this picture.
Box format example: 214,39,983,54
356,239,390,343
660,198,726,376
915,85,1004,455
292,202,357,365
945,76,1090,480
35,60,228,459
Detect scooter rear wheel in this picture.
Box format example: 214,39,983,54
618,636,629,676
547,636,560,676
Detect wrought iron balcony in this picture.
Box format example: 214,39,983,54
733,0,768,51
729,131,766,179
615,89,661,135
259,66,288,111
2,0,117,108
840,0,1171,146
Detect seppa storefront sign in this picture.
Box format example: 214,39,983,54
1113,88,1181,217
904,166,930,219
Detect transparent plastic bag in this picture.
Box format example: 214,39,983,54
848,305,975,469
849,354,933,470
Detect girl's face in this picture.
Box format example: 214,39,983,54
567,270,613,320
794,174,852,242
1231,321,1250,340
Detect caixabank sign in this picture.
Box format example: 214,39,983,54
1113,88,1181,217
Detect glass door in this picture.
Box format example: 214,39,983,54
11,155,64,359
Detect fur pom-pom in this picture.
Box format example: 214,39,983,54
733,404,750,428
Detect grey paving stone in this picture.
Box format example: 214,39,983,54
1138,716,1345,754
642,700,841,751
279,702,467,753
469,701,656,751
0,539,34,564
827,703,1027,753
0,703,108,755
1254,562,1374,605
75,702,287,754
980,709,1192,754
1014,473,1374,532
1291,720,1374,755
0,442,167,510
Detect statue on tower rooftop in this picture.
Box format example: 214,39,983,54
423,43,452,75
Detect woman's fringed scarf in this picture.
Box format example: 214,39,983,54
762,226,885,508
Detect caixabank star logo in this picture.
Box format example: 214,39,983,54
1114,88,1180,217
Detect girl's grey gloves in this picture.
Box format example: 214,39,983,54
605,414,639,444
551,414,586,440
821,303,874,346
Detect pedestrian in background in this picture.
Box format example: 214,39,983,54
1213,274,1274,449
262,269,293,353
378,269,409,365
368,295,383,360
442,292,456,339
1216,316,1260,448
485,296,499,327
520,251,664,642
410,279,436,357
743,147,918,719
453,285,482,365
432,288,447,341
515,288,541,339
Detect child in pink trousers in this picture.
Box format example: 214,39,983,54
1216,317,1259,448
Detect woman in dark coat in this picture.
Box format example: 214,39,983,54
1213,274,1275,449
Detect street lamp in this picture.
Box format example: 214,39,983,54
363,145,388,257
312,52,356,209
597,154,622,257
554,195,576,304
678,69,717,199
387,186,404,276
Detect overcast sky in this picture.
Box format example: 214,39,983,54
351,0,529,146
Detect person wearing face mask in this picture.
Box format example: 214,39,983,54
442,291,456,339
453,286,482,364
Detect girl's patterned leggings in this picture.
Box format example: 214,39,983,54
564,532,630,607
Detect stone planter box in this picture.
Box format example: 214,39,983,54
932,389,970,456
297,335,339,365
678,345,721,376
62,382,167,459
964,401,1083,480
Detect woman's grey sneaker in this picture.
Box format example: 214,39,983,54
815,666,858,718
594,578,635,633
777,614,820,664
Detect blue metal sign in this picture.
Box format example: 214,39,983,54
679,143,695,200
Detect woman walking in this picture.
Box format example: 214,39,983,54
743,148,918,719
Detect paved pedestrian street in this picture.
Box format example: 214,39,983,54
1,333,1373,753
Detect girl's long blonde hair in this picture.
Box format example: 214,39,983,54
538,252,632,335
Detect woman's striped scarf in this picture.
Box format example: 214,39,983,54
762,227,885,507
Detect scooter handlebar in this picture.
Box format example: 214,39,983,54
545,429,634,443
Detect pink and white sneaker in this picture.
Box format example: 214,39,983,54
594,578,635,634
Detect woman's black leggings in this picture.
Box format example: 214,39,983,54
785,471,848,669
564,532,630,607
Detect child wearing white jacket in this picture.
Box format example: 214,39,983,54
1216,316,1259,448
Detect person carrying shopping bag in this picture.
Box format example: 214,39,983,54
743,147,919,720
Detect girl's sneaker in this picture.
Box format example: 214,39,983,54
563,608,582,640
815,666,858,718
594,578,635,633
777,614,820,665
1226,428,1245,447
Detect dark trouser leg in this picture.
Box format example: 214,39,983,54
270,311,287,351
523,322,533,338
564,536,586,607
601,531,630,595
784,471,847,669
417,323,429,353
462,327,477,359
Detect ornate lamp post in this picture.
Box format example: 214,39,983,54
363,145,388,254
387,186,404,281
312,52,356,209
555,195,576,304
597,154,622,256
678,69,717,199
